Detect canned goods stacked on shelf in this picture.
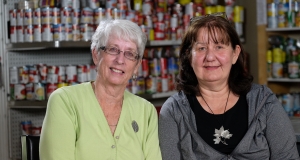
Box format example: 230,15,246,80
9,0,245,43
9,64,97,101
127,46,180,95
277,92,300,117
267,0,300,28
267,35,300,79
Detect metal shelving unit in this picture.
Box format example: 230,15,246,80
6,40,182,51
267,78,300,83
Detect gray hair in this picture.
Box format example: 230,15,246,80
91,19,147,60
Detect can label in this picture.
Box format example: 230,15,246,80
17,9,24,26
14,84,26,100
145,76,157,94
9,66,18,84
16,26,24,43
80,7,93,24
24,25,34,42
46,83,58,99
34,83,45,101
33,8,41,25
38,64,48,83
66,65,77,83
72,8,81,24
72,24,80,41
64,24,73,41
26,83,35,100
24,8,33,26
10,9,17,26
18,66,29,84
52,7,61,24
93,8,105,24
41,7,52,24
42,24,53,41
10,26,17,43
77,65,88,83
33,25,42,42
61,7,72,24
28,65,39,83
53,24,65,41
21,121,32,135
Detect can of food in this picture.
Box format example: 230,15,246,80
267,3,278,17
278,14,286,28
17,9,24,26
33,24,42,42
52,7,61,24
154,22,165,40
93,7,105,24
21,121,32,135
136,77,145,95
61,7,72,24
112,8,120,19
233,5,244,23
25,83,35,100
47,65,59,83
18,66,29,84
161,75,168,92
24,25,34,42
34,83,45,101
16,26,24,43
77,65,87,83
9,9,17,26
10,26,17,43
142,1,153,15
57,65,66,83
42,24,53,41
41,7,52,24
38,63,47,83
267,16,278,28
24,8,33,26
66,65,77,83
9,66,19,84
142,59,149,78
156,76,162,93
53,23,65,41
14,84,26,100
145,76,157,94
72,24,80,41
72,8,81,24
81,7,93,24
160,57,168,76
33,8,41,25
46,83,58,99
28,65,39,83
80,23,93,41
64,24,72,41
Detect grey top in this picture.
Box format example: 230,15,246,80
159,84,300,160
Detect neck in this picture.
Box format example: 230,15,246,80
93,81,124,108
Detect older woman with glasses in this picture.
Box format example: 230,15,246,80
40,19,162,160
159,12,299,160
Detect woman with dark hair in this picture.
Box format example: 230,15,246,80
158,12,299,160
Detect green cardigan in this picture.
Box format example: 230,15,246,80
40,82,162,160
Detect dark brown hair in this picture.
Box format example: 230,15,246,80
176,16,253,96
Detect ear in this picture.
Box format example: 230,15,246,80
92,48,99,65
232,45,241,64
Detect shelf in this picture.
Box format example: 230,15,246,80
266,27,300,32
267,78,300,82
8,91,177,108
8,100,47,109
6,40,182,51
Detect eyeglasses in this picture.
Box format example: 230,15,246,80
189,12,228,25
100,46,139,61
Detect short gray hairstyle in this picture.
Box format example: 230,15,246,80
91,19,147,60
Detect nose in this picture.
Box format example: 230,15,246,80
115,50,126,64
205,48,215,61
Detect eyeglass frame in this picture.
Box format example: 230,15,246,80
189,12,228,25
99,46,140,61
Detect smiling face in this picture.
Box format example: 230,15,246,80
191,28,240,87
92,35,141,87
